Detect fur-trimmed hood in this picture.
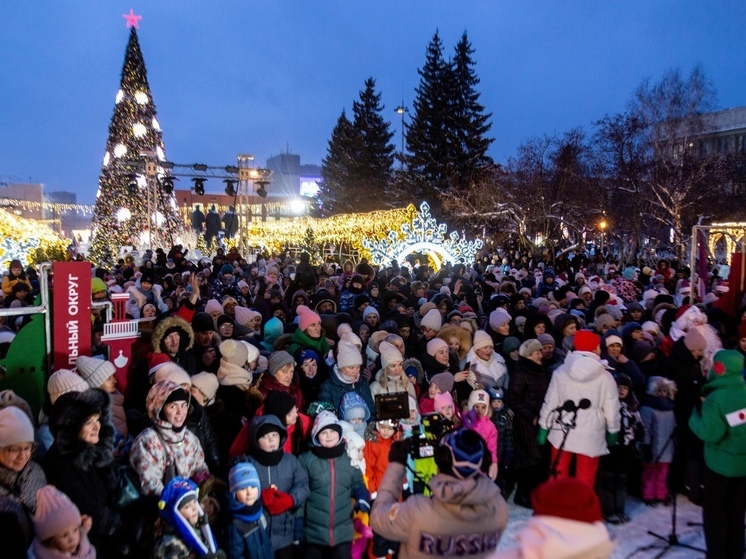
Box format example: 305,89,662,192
152,315,194,353
146,379,190,424
402,357,424,384
49,388,115,471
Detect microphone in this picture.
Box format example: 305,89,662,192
553,399,592,413
553,400,577,413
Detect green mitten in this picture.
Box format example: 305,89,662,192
606,431,619,447
537,428,548,446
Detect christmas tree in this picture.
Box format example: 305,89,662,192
88,16,179,266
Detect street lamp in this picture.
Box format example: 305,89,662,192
395,103,408,161
598,219,608,256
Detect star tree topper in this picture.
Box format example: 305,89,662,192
123,9,142,29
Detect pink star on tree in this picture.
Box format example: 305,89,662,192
123,9,142,29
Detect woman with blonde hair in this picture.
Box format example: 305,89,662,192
438,324,472,368
370,341,416,401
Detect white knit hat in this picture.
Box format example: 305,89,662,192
0,406,34,448
420,308,443,332
234,306,261,327
379,341,403,370
468,389,489,410
154,362,192,387
76,355,116,389
220,339,249,366
336,339,362,369
191,372,219,405
472,330,493,351
47,369,87,404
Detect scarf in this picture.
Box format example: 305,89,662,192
217,360,252,390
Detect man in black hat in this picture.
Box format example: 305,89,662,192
189,312,222,373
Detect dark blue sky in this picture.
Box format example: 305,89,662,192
1,2,744,205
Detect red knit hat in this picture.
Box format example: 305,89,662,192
532,478,602,523
573,330,601,352
148,352,172,375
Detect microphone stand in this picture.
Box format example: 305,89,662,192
628,428,706,558
548,407,580,479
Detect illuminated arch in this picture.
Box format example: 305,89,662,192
362,201,483,270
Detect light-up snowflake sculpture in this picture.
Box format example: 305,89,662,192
0,236,41,269
362,201,483,268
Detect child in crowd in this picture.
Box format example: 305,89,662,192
32,485,96,559
343,430,373,559
364,419,401,559
598,373,643,523
298,411,370,559
339,391,371,439
434,391,460,428
76,355,128,438
463,389,498,480
639,376,677,506
418,372,454,415
225,463,273,559
487,386,514,495
233,415,309,559
153,477,224,558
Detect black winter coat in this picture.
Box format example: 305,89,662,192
508,357,550,467
187,400,223,477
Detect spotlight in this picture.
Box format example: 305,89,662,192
225,165,239,174
224,179,237,197
193,163,208,171
192,177,206,196
126,174,139,194
255,180,269,199
160,176,177,194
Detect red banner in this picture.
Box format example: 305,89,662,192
53,262,92,371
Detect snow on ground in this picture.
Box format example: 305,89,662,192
496,495,708,558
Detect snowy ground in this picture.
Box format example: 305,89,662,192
495,494,708,558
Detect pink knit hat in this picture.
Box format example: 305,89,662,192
234,306,261,327
427,338,449,357
34,485,81,541
296,305,321,333
434,391,455,413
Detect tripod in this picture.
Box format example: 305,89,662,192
628,429,705,558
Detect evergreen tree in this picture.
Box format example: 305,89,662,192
320,78,395,215
400,31,493,211
350,77,396,208
449,32,493,191
88,28,179,266
320,109,356,215
402,31,453,206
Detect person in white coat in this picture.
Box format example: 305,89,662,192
537,330,620,488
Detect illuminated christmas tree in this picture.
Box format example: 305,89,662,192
88,13,179,266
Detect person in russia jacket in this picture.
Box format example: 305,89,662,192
538,331,620,488
232,415,309,557
689,350,746,559
371,427,508,559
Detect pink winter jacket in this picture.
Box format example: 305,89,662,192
470,415,498,465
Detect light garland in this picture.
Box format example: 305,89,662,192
0,198,96,215
220,205,417,259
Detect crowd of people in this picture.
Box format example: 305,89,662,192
1,244,746,559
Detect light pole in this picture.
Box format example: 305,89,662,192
395,103,408,162
599,219,608,257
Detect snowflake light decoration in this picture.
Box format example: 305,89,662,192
362,201,483,269
0,236,41,268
